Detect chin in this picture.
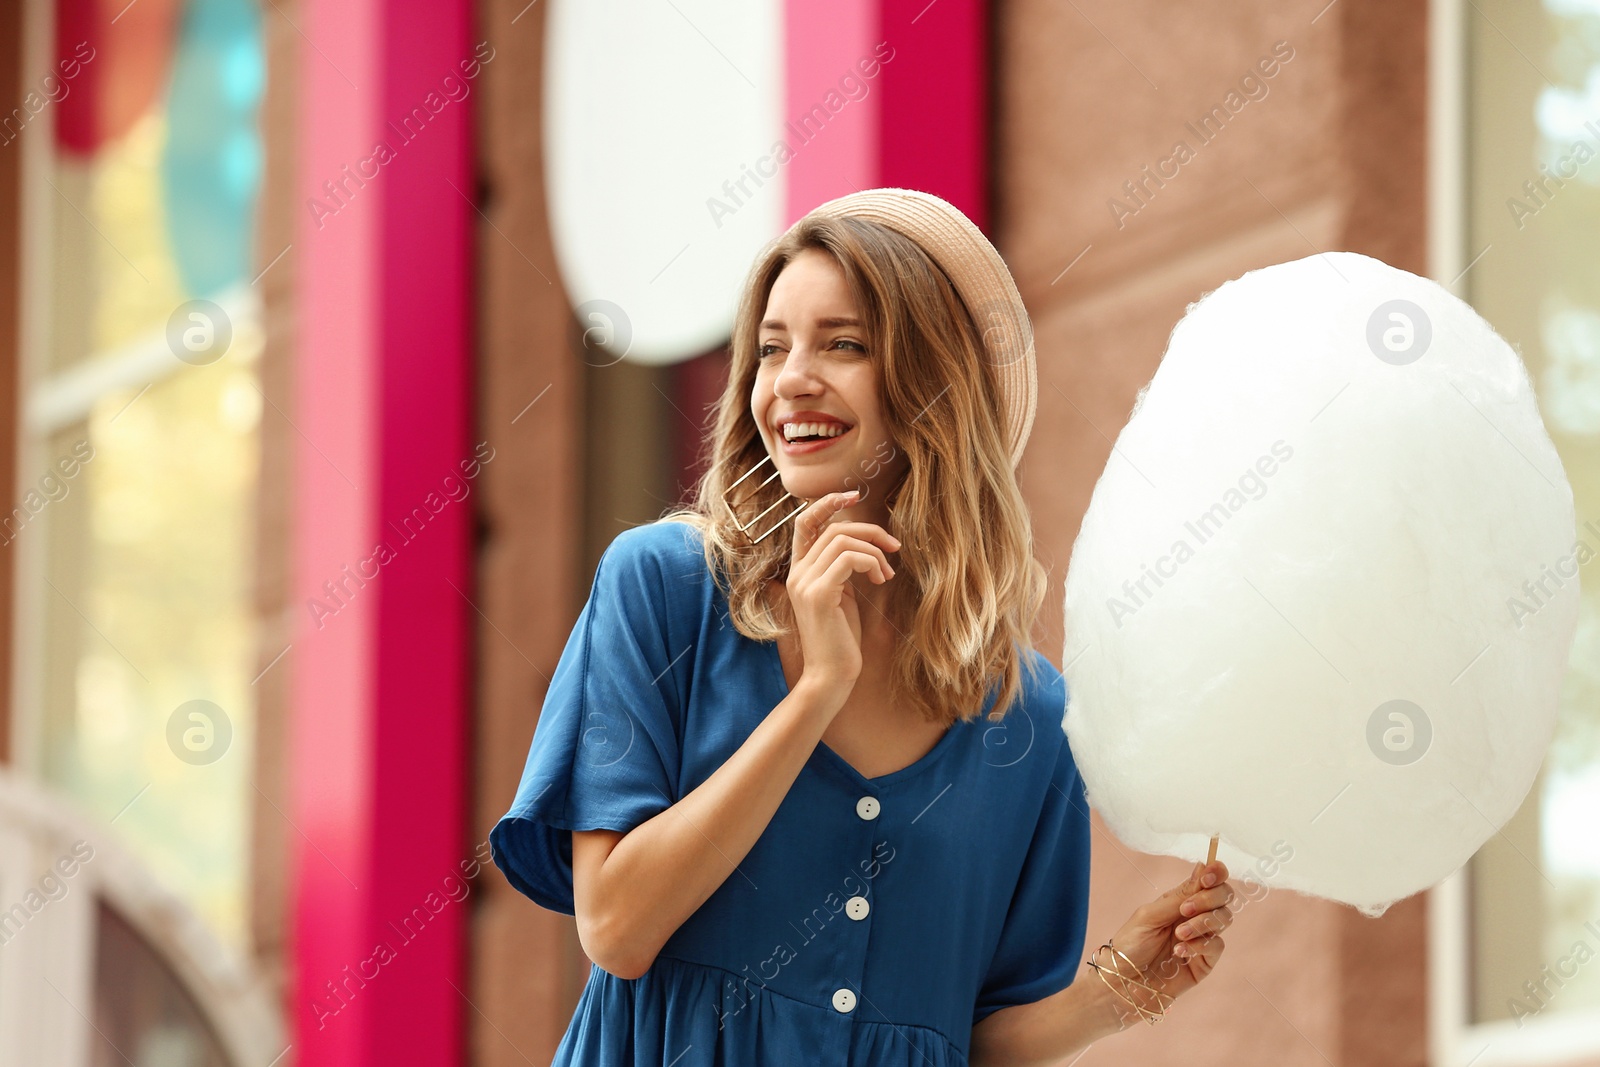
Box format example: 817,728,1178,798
778,478,828,502
777,470,848,501
772,438,876,496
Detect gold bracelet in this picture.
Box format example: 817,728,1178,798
1084,941,1174,1025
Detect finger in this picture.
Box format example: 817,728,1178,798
821,550,888,591
793,491,860,563
1175,906,1233,942
808,520,902,563
813,533,896,582
1175,933,1225,974
1179,882,1235,918
1140,864,1217,927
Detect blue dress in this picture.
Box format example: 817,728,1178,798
490,520,1091,1066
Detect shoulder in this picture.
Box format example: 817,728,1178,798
594,520,712,614
1019,646,1067,711
599,519,706,581
1015,647,1081,786
606,516,704,559
1009,646,1067,739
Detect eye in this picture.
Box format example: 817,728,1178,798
757,338,862,358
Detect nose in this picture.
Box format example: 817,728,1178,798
772,338,826,401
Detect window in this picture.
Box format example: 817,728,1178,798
11,0,266,959
1432,0,1600,1061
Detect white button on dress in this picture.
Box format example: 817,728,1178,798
832,987,857,1013
845,895,870,920
855,796,880,820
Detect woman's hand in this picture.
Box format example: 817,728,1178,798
786,489,900,692
1095,860,1234,1027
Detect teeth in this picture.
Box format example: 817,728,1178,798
783,421,848,441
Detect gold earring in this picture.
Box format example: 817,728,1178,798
721,451,807,544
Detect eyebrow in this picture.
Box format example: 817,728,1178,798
759,316,863,331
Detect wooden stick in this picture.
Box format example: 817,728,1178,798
1193,834,1220,890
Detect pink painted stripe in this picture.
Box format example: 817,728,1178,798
783,0,879,224
783,0,988,229
880,0,987,230
290,0,472,1063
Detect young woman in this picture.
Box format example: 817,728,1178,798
491,189,1236,1066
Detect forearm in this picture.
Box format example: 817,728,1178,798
590,676,847,974
968,974,1128,1067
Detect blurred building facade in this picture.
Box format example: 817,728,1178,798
0,0,1597,1065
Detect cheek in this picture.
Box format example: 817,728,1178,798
750,382,773,436
859,422,902,462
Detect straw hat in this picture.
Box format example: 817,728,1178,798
787,187,1038,469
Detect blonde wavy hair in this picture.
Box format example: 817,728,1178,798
659,213,1048,726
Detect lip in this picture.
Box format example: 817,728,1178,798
779,425,853,455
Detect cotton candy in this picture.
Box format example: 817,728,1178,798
1060,251,1580,917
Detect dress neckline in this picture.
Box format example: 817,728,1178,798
759,636,967,788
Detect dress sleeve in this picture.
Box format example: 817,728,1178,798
488,525,689,915
971,708,1094,1027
